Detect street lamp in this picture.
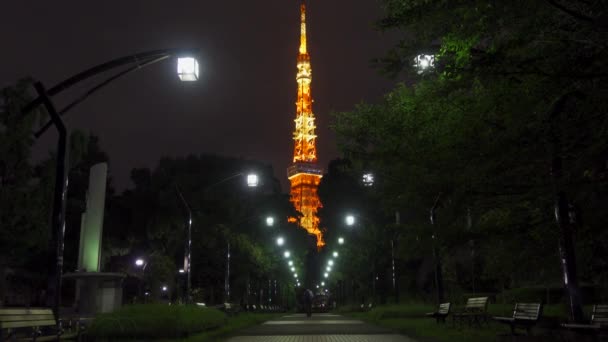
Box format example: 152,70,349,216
321,282,325,286
345,215,355,226
333,251,338,258
135,258,145,267
288,260,293,266
338,237,345,245
162,285,168,292
266,216,275,227
247,173,259,187
291,267,295,272
324,273,328,278
20,48,200,318
414,54,435,74
177,57,200,81
328,260,334,266
362,173,374,187
284,251,291,258
277,237,285,246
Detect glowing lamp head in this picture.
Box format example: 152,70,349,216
328,260,334,266
291,267,295,272
338,237,345,245
276,237,285,246
414,54,435,74
266,216,275,227
321,281,325,286
345,215,355,226
288,260,293,266
246,173,259,187
333,251,338,258
362,173,374,187
324,272,328,278
177,57,199,81
284,251,291,258
135,258,145,267
162,285,168,292
179,269,185,274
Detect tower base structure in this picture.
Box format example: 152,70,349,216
288,162,324,248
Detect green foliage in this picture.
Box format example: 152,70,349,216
327,0,608,301
0,79,51,271
87,304,226,339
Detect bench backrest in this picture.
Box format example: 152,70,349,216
0,308,56,330
464,297,488,312
224,303,232,310
438,302,451,315
592,304,608,326
513,303,542,321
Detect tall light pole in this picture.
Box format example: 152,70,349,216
20,48,200,318
174,183,193,304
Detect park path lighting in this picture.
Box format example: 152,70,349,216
162,285,168,292
288,260,293,266
266,216,275,227
20,47,200,318
345,215,355,226
328,260,334,266
338,237,344,245
294,274,298,278
362,173,374,187
291,267,295,272
414,54,435,74
326,267,331,272
135,258,145,267
277,237,285,246
284,251,291,258
324,273,328,278
333,251,338,258
177,57,199,81
247,173,259,187
321,281,325,286
179,269,185,274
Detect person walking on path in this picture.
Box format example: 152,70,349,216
303,288,314,317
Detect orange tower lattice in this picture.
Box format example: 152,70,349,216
288,1,324,248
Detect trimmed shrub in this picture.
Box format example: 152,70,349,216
88,304,226,339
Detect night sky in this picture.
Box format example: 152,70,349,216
1,1,396,191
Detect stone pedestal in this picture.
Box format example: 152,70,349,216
64,272,124,315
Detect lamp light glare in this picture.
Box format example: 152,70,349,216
284,251,291,258
177,57,199,81
338,237,344,245
333,251,338,258
277,237,285,246
266,216,275,227
328,260,334,266
362,173,374,186
345,215,355,226
135,259,144,267
247,173,259,187
288,260,293,266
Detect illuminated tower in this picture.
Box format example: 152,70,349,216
288,1,324,248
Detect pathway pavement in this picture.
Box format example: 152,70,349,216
227,313,417,342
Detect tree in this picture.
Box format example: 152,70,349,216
331,0,608,316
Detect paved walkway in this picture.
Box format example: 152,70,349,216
227,313,417,342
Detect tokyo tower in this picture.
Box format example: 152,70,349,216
287,1,324,248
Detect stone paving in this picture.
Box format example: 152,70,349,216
227,313,417,342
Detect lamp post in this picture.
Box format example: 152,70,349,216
20,48,199,318
201,172,259,304
174,183,193,304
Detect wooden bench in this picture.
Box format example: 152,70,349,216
425,302,451,324
0,307,84,341
561,304,608,333
493,302,543,335
452,297,489,328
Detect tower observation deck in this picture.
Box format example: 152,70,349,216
288,1,324,248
